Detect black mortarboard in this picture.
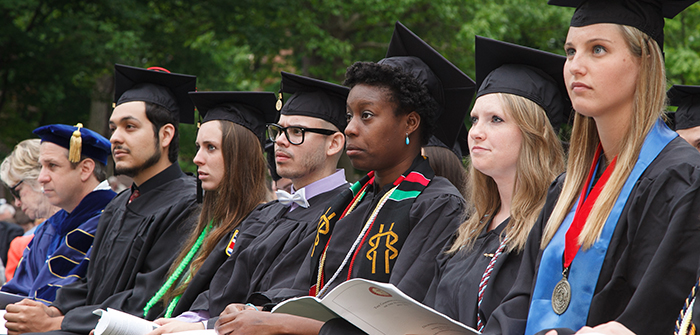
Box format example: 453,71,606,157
33,124,111,165
278,72,349,132
265,139,282,181
188,92,279,144
548,0,698,48
379,21,476,149
475,36,571,129
668,85,700,130
425,135,462,159
114,64,197,124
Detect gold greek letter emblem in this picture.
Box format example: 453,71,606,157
366,222,398,274
311,207,335,257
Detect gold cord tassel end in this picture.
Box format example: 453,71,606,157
69,123,83,163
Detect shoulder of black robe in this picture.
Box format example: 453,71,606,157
320,176,465,302
0,221,24,265
169,201,280,317
483,137,700,335
422,218,524,329
51,171,199,334
189,183,350,316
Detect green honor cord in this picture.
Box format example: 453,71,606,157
143,220,213,318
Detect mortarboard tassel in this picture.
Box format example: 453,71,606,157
69,123,83,163
276,92,283,111
196,113,203,204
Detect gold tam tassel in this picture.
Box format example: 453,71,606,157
69,123,83,163
276,92,283,111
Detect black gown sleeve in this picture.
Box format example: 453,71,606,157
55,193,199,334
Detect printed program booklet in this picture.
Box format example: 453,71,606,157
271,278,480,335
0,291,25,308
93,308,158,335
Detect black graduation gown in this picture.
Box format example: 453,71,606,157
165,219,265,319
49,163,199,335
319,177,464,300
317,177,465,335
423,218,523,329
187,184,349,319
0,221,24,266
483,137,700,335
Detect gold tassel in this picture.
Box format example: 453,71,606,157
69,123,83,163
276,92,283,111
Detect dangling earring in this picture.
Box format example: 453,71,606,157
405,133,410,145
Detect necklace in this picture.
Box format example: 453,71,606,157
142,220,213,318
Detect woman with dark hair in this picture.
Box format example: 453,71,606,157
212,22,473,335
422,134,469,200
141,92,275,319
483,1,700,334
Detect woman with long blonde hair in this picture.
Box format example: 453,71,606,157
422,36,566,332
483,1,700,335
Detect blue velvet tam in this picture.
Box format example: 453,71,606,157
33,124,111,165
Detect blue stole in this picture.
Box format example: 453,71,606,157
525,119,677,334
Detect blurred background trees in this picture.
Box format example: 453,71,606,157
1,0,699,176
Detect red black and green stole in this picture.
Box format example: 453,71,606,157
309,156,434,297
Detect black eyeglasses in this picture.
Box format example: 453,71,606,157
267,123,337,145
9,180,23,200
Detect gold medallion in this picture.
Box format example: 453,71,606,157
276,99,282,111
552,277,571,315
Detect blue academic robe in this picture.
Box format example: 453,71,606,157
1,188,116,304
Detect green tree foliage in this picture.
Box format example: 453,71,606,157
1,0,699,173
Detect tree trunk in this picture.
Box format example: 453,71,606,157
88,73,113,138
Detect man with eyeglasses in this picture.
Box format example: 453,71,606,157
147,72,350,334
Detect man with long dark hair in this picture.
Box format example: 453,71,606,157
6,65,200,335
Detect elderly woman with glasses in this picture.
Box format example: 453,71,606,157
1,139,59,223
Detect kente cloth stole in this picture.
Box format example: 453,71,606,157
309,156,434,296
676,277,699,335
525,119,677,335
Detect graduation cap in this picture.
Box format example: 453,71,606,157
668,85,700,130
475,36,571,129
378,21,476,150
424,123,469,159
188,91,279,144
548,0,699,48
265,139,282,181
277,72,349,132
114,64,197,124
33,123,111,165
665,110,677,130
